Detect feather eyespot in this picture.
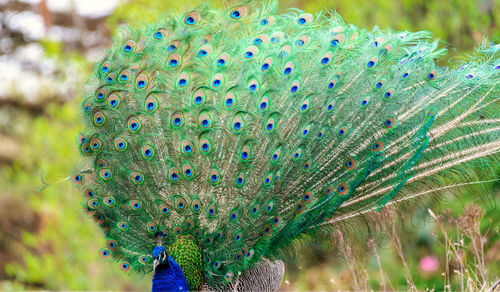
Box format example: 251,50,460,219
114,137,128,151
426,110,436,119
197,45,211,58
372,140,384,152
145,96,158,112
253,35,269,46
120,263,130,272
230,210,240,221
181,140,193,155
130,172,144,184
263,172,273,186
301,125,311,137
260,16,274,26
93,213,105,225
360,96,370,108
171,112,184,128
330,34,345,47
345,158,357,170
96,159,107,168
271,148,281,162
216,53,230,67
146,222,157,233
283,61,294,76
384,89,395,100
225,271,234,282
118,70,130,83
259,96,269,111
290,80,300,94
168,55,181,68
100,61,110,73
243,46,258,59
117,221,128,230
84,189,95,199
303,160,311,171
96,88,106,101
167,40,180,52
297,13,312,25
182,163,194,179
323,185,334,197
427,70,437,81
122,40,136,53
293,148,302,161
401,70,411,79
191,200,202,212
99,169,112,181
384,118,395,128
135,73,148,89
199,138,211,153
160,205,170,215
375,78,386,89
176,72,189,88
175,198,187,211
168,167,180,182
90,137,102,151
107,93,121,109
127,117,141,133
240,145,251,161
209,168,220,185
235,172,245,187
106,239,117,251
261,57,273,71
248,79,259,92
265,118,276,132
184,11,200,26
380,44,393,56
263,224,273,237
266,201,274,213
207,204,217,217
211,73,224,88
224,92,236,108
295,200,305,214
337,126,348,137
99,248,110,258
367,57,378,68
317,128,325,138
88,199,99,209
174,226,183,235
320,52,333,66
295,35,310,47
337,183,349,195
193,90,205,105
103,196,115,207
138,256,149,264
153,28,166,40
279,45,291,58
229,6,247,20
303,191,313,204
199,113,211,129
93,111,105,126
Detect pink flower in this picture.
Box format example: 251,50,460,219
420,255,439,272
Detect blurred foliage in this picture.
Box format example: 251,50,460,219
0,0,499,291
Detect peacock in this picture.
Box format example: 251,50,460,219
71,0,500,290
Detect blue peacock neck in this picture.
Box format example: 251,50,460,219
152,247,189,292
152,232,202,291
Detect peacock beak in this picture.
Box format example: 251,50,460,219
153,259,159,270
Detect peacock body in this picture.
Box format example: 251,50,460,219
71,1,500,290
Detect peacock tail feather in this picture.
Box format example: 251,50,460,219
71,0,500,289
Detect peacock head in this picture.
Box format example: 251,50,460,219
152,245,170,270
152,231,170,270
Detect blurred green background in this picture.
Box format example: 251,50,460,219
0,0,498,290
